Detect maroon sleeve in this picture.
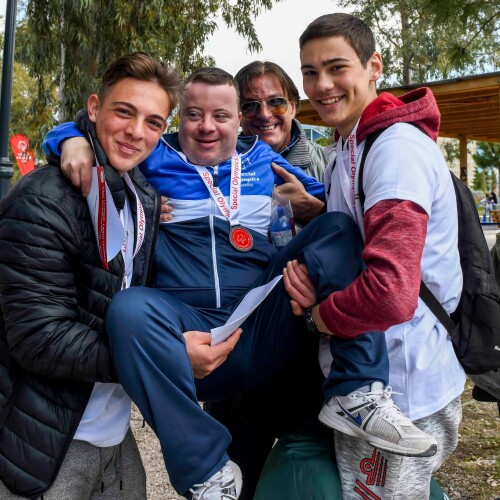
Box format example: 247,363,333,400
318,199,429,338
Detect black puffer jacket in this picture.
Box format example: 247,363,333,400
0,126,160,498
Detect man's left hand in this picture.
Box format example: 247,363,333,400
272,163,325,221
160,196,174,222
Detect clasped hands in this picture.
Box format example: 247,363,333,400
283,259,331,334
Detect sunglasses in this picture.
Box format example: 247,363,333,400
241,97,289,119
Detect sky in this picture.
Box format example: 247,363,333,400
0,0,344,98
204,0,345,98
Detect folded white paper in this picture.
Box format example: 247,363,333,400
211,274,283,345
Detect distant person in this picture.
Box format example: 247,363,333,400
480,192,493,222
0,53,180,499
489,186,498,209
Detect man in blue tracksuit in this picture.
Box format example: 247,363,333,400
44,67,393,499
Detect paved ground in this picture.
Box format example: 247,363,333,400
483,223,499,250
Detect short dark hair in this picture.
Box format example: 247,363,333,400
184,67,239,100
235,61,300,108
299,13,376,67
99,52,181,110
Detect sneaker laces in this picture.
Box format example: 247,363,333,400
368,386,413,426
189,467,237,500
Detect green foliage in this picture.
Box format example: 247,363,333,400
479,170,487,193
16,0,282,124
338,0,500,85
488,168,498,191
472,166,481,191
316,137,331,147
474,141,500,171
473,141,500,190
441,139,460,168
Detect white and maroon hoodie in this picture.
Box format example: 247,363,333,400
320,88,465,419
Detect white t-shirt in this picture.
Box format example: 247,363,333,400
322,122,466,420
74,196,135,447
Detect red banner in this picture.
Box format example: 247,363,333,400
10,134,35,176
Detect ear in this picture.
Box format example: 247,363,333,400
369,52,383,82
87,94,100,123
237,111,242,123
289,100,297,119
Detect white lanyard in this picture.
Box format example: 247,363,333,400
119,196,134,289
336,122,362,228
194,152,242,227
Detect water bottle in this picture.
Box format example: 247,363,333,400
270,205,294,248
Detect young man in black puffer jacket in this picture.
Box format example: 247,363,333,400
0,53,180,499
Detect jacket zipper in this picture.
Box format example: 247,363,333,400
210,214,221,308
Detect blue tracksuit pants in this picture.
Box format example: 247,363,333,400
105,212,389,494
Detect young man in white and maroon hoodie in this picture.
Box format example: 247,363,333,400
283,12,465,500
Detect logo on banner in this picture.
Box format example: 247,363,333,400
9,134,36,176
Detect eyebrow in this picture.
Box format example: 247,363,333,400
112,101,167,123
300,57,351,69
241,94,284,102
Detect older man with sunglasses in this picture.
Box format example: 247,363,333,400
236,61,328,182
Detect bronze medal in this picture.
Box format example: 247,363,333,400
229,226,253,252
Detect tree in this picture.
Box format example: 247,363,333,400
441,139,460,169
16,0,283,125
488,168,498,191
472,165,483,191
338,0,500,85
0,23,53,182
473,141,500,190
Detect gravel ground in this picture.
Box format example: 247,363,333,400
131,406,181,499
131,380,500,500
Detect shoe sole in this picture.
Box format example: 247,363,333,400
229,461,243,499
318,408,438,458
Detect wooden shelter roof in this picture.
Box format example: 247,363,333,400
296,72,500,143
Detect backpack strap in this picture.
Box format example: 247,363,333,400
359,127,458,333
419,282,456,334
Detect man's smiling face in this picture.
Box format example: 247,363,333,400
178,81,242,166
300,35,381,139
240,74,296,153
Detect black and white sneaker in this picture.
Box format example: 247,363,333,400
189,460,242,499
319,382,437,457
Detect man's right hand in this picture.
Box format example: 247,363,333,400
61,137,94,197
183,328,242,379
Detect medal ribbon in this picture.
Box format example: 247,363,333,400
95,169,146,270
336,121,363,228
194,151,242,227
96,166,108,270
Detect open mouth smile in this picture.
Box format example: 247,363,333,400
257,124,278,131
319,96,344,105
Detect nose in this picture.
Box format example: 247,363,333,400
317,72,334,93
257,101,273,120
199,116,216,133
125,119,145,140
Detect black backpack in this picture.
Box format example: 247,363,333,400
352,127,500,375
